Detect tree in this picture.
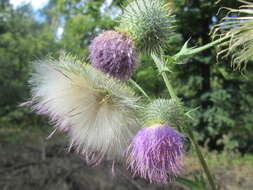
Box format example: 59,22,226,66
0,1,58,131
44,0,116,57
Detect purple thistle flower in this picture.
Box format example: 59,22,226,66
89,30,137,80
126,124,185,184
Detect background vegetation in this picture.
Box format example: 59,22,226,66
0,0,252,189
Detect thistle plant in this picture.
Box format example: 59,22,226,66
212,0,253,70
22,0,250,189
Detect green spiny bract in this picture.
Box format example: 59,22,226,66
142,99,186,129
118,0,175,55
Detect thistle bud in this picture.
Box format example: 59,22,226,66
118,0,175,54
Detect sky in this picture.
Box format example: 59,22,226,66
10,0,49,10
10,0,63,38
9,0,113,39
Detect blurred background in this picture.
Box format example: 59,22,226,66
0,0,253,189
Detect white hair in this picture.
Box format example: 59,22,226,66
28,54,141,164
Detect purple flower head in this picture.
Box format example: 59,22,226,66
89,30,137,80
126,124,185,184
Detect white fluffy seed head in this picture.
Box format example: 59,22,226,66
28,54,141,164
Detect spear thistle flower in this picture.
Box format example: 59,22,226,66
89,30,137,80
23,54,141,164
118,0,175,54
212,0,253,70
126,124,185,184
126,99,185,184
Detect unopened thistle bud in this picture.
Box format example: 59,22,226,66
23,54,141,165
212,1,253,70
126,99,185,184
118,0,175,54
89,30,137,80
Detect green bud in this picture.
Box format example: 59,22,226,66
118,0,175,55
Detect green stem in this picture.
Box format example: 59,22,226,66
186,127,217,190
151,54,179,101
129,79,151,100
151,53,216,190
161,71,179,101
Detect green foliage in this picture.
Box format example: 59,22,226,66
166,0,253,151
61,13,115,57
0,1,58,131
51,0,116,58
61,14,96,56
177,175,210,190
